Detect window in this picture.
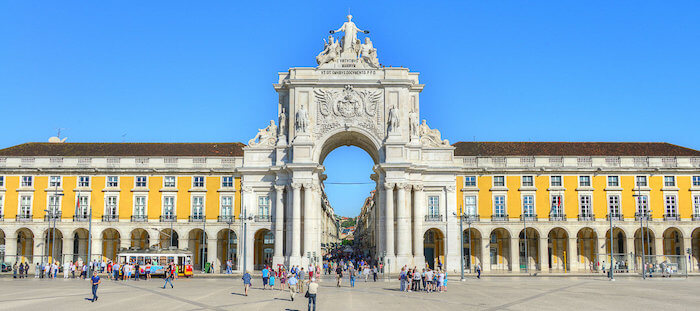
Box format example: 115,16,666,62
550,176,562,187
664,176,675,187
76,195,89,217
493,176,505,187
637,195,649,216
105,196,118,216
551,195,563,216
636,176,647,187
464,195,477,216
694,196,700,215
48,195,61,214
134,196,146,216
580,195,591,216
522,195,534,217
522,176,533,187
608,176,619,187
427,196,440,216
608,195,620,216
78,176,90,187
107,176,119,188
0,176,4,187
264,232,275,244
21,176,33,187
258,196,270,216
693,176,700,187
135,176,147,188
579,176,591,187
163,196,175,216
222,176,234,188
20,195,32,217
221,196,233,216
494,195,506,216
192,196,204,217
0,194,3,215
464,176,476,187
49,176,61,187
665,195,677,216
164,176,176,188
193,176,205,188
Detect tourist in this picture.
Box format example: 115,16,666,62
12,263,17,279
134,262,140,281
242,270,252,296
288,272,298,301
437,269,445,293
226,260,233,274
412,267,422,291
363,264,370,282
372,265,378,282
307,277,318,311
335,263,343,287
476,263,481,279
91,271,101,302
399,267,407,291
262,266,269,290
64,261,70,279
269,269,276,289
298,268,306,293
280,268,287,290
349,265,356,288
18,262,24,278
163,264,174,289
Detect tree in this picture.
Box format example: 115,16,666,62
340,219,356,228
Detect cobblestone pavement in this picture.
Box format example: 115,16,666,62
0,275,698,310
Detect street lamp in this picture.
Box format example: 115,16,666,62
608,206,614,281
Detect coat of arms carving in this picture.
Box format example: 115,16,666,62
313,85,383,138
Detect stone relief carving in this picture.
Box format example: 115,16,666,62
317,15,378,69
248,120,278,147
387,105,399,133
419,119,450,147
316,35,341,66
313,85,383,138
295,104,309,134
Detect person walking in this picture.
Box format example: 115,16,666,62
269,270,276,289
288,273,298,301
349,266,356,288
372,265,378,282
163,265,174,289
298,268,305,293
262,266,269,290
335,264,343,287
12,263,17,279
242,270,252,296
91,271,101,302
307,277,318,311
476,263,481,279
18,262,24,279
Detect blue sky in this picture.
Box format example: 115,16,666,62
1,1,699,217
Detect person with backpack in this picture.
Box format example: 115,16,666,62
335,264,343,287
162,264,174,289
242,270,252,296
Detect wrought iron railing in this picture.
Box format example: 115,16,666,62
254,215,271,222
102,214,119,222
491,214,509,222
160,215,176,222
607,214,624,221
188,215,205,222
549,214,567,221
425,214,443,222
462,215,480,222
130,215,148,222
73,215,90,222
663,214,680,221
520,214,538,221
44,211,62,221
218,215,235,223
577,214,595,221
635,212,652,221
16,215,32,222
692,214,700,221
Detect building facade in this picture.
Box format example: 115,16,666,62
1,16,700,274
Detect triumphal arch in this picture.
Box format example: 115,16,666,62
244,15,459,270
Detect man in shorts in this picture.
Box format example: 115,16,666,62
262,266,269,290
335,265,343,287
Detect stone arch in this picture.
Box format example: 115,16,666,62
462,227,482,270
0,229,4,263
156,228,180,249
662,227,683,256
604,226,628,255
315,126,382,165
101,228,121,262
576,227,597,272
424,227,445,270
518,227,540,271
130,228,150,250
691,228,700,271
488,228,511,271
633,227,656,256
254,229,274,270
16,228,34,264
42,228,63,264
188,228,208,270
547,227,570,271
218,228,238,272
72,228,89,262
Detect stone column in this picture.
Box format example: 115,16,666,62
412,184,425,267
396,183,410,262
64,236,75,262
567,237,576,272
208,236,219,272
481,237,491,272
291,183,302,264
303,183,314,264
92,237,103,262
445,185,461,272
384,183,396,268
375,185,384,256
5,233,17,265
273,186,285,266
654,236,663,257
540,237,549,271
510,237,521,272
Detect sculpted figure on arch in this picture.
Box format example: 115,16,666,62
316,35,341,65
419,119,449,147
330,14,369,56
296,104,309,134
248,120,278,147
387,105,400,133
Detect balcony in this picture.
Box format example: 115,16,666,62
189,215,205,222
73,215,89,222
254,215,271,222
218,215,235,223
461,215,480,223
549,214,567,221
607,214,624,221
160,215,176,222
130,215,148,222
635,213,652,221
520,214,538,222
693,214,700,221
425,214,443,222
491,214,509,222
102,214,119,222
663,214,680,221
16,215,32,222
44,211,62,221
577,214,595,221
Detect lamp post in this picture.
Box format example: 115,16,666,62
608,207,614,281
458,209,465,281
635,188,646,279
87,205,93,277
226,217,233,271
201,212,207,273
524,212,529,275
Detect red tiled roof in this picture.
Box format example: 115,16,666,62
0,142,245,157
453,142,700,157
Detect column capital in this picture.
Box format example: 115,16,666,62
445,185,457,192
412,184,424,191
274,185,285,192
241,186,253,193
291,183,302,189
383,182,395,190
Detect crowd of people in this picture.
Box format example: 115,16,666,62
399,266,447,293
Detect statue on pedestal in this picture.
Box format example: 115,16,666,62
330,14,369,56
387,105,399,133
409,109,419,138
316,35,341,66
296,104,309,134
419,119,449,147
248,120,278,147
358,37,379,68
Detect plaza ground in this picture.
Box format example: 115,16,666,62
0,275,698,310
